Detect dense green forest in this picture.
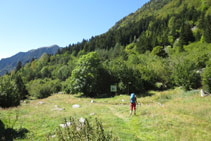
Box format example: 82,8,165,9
0,0,211,107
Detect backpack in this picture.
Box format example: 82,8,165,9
130,93,135,103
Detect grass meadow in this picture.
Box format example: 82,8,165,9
1,88,211,140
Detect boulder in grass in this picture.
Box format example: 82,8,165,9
79,117,85,123
58,91,65,94
90,113,96,116
60,122,71,128
201,89,210,97
51,105,65,111
72,104,80,108
90,100,94,103
38,101,44,105
55,108,65,111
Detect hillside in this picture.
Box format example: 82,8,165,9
112,0,211,30
0,45,60,75
0,0,210,126
1,88,211,140
0,0,211,140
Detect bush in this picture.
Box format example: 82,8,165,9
151,46,167,57
47,117,118,141
57,65,70,81
0,75,20,108
66,52,113,97
106,59,134,94
201,60,211,93
171,59,200,90
136,53,171,90
27,79,61,99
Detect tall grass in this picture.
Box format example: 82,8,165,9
0,88,211,140
47,117,118,141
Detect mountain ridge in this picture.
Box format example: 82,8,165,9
0,45,60,75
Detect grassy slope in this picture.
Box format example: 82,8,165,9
112,0,211,30
1,88,211,140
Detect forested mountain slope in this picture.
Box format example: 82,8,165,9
0,45,60,75
0,0,211,108
62,0,211,54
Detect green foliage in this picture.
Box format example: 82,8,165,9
27,79,61,99
203,15,211,43
151,46,167,57
201,59,211,93
0,75,20,107
57,65,70,81
15,75,28,100
66,52,112,97
48,117,118,141
125,42,137,55
171,59,200,90
184,42,211,68
39,53,49,65
179,23,195,46
40,66,51,78
136,53,171,89
15,61,22,73
106,58,136,93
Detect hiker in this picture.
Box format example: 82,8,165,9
130,93,137,115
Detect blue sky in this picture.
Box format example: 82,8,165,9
0,0,149,59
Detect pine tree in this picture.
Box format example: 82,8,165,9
204,15,211,43
15,75,28,99
15,61,22,73
179,23,195,46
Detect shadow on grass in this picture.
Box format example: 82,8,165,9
74,91,155,99
0,120,29,141
75,92,116,99
136,91,154,98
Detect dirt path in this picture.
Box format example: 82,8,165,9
106,105,127,121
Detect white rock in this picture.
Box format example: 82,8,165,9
157,102,164,107
72,104,80,108
56,108,65,111
201,89,209,97
60,122,71,128
38,101,44,104
51,135,56,138
90,100,94,103
121,99,125,102
76,127,81,131
79,117,85,123
58,91,65,94
52,105,65,111
90,113,96,116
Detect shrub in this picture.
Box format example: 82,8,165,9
57,65,70,81
47,117,118,141
136,53,171,90
66,52,113,97
0,75,20,108
106,59,133,94
27,79,61,99
171,59,200,90
151,46,167,57
201,60,211,93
